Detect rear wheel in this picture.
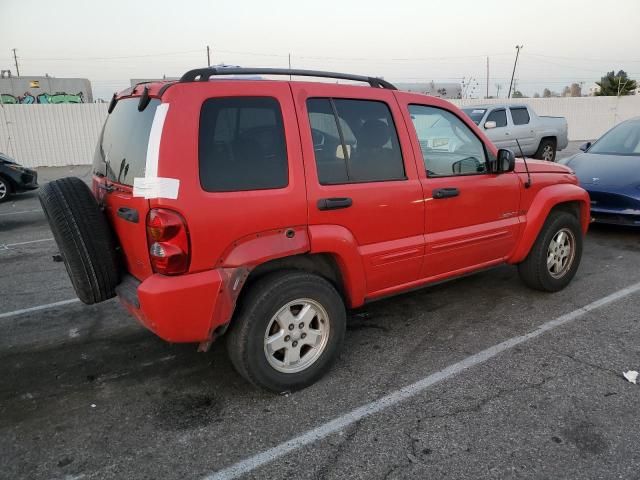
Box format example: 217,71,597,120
518,210,582,292
39,177,120,304
0,177,10,202
535,138,556,162
226,271,346,392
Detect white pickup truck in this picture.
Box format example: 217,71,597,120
462,104,568,162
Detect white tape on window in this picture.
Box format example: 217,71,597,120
145,103,170,178
133,177,180,199
132,102,180,199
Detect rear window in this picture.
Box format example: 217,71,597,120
93,98,160,186
199,97,288,192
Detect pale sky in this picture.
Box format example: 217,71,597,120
1,0,639,100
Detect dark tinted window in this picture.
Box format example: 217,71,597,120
199,97,287,192
510,107,530,125
307,98,405,184
486,109,507,127
93,98,160,186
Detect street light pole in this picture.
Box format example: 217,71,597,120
508,45,523,99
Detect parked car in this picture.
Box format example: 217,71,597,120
462,104,568,162
39,68,590,392
0,153,38,202
559,117,640,226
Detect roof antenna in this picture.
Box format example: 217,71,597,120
515,139,532,188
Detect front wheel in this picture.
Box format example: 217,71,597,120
535,139,556,162
226,271,346,392
518,210,582,292
0,177,10,202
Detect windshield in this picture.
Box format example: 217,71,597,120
589,121,640,156
93,98,161,185
461,108,486,125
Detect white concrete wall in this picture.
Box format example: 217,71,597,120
0,104,107,168
0,96,639,168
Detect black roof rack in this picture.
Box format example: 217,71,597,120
179,67,397,90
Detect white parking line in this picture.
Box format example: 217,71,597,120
204,280,640,480
0,208,41,217
0,237,54,250
0,298,80,320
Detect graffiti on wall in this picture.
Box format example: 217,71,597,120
1,91,85,104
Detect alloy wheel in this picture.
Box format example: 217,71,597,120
264,298,330,374
547,228,576,279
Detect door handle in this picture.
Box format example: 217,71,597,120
433,187,459,199
117,206,139,223
317,197,353,211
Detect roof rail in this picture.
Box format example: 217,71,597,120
179,67,397,90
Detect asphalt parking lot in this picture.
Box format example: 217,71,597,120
2,142,640,480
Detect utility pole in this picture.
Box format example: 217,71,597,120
495,83,502,98
486,56,490,98
508,45,523,99
206,45,211,67
12,48,20,77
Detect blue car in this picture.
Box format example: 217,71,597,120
561,118,640,226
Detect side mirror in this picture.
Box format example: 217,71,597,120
484,121,497,129
491,149,516,174
579,142,591,152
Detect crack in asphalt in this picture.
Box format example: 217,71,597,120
552,350,622,378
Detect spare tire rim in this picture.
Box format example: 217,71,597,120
547,228,576,279
264,298,330,374
0,180,7,200
542,145,554,161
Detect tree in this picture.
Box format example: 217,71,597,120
533,92,540,98
595,70,637,96
570,83,582,97
543,88,552,98
562,86,571,97
512,90,525,98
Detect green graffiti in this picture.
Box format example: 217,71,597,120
0,94,18,104
39,92,85,104
1,91,85,104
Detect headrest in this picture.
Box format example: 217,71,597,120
359,119,391,149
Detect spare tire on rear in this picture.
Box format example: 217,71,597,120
39,177,120,304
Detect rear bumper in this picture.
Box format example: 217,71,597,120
116,270,225,343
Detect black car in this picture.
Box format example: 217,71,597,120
0,153,39,202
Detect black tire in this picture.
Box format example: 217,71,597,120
518,210,582,292
39,177,120,304
226,271,346,392
0,177,11,203
534,138,557,162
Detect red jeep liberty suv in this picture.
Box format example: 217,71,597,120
40,68,590,392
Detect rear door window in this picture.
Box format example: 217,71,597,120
306,98,405,184
486,109,507,127
93,98,160,186
199,97,288,192
510,107,530,125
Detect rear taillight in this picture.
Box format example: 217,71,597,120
146,208,190,275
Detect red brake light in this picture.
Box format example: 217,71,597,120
146,209,190,275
